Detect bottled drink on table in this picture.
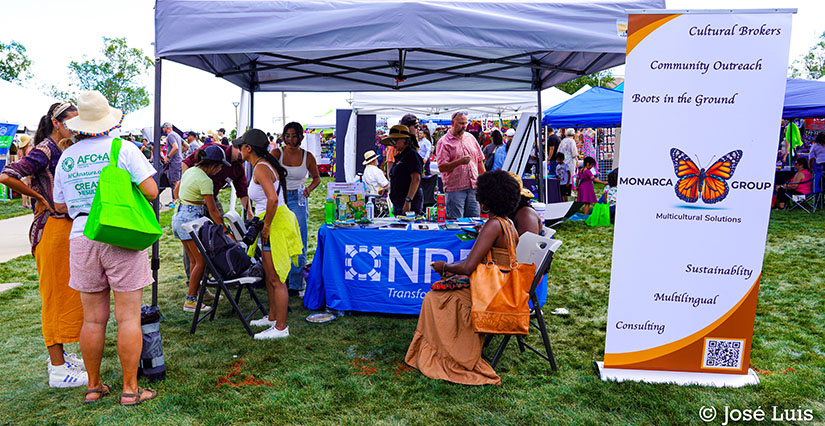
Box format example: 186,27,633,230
366,199,374,220
324,198,336,224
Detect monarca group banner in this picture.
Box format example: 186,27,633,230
601,10,793,386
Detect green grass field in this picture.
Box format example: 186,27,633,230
0,196,32,220
0,178,823,425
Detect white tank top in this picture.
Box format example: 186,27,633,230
248,162,286,216
278,147,309,191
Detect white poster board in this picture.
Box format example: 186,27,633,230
502,112,538,177
601,10,793,386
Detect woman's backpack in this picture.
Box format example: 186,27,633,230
198,221,252,279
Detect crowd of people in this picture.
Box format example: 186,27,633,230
0,90,326,404
0,87,632,400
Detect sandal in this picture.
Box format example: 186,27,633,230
120,387,157,407
84,384,111,405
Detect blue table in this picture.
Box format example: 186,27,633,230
304,225,475,314
304,224,549,314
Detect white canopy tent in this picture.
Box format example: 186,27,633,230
152,0,665,300
0,80,60,130
352,88,573,118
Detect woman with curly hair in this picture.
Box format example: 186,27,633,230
405,170,522,385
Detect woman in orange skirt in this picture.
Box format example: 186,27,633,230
0,101,87,388
405,170,523,385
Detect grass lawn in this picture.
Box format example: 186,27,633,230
1,177,824,425
0,196,32,220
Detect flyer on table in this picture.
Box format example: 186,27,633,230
604,10,793,374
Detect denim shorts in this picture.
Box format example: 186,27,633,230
172,204,204,240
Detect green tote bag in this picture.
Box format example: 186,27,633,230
83,138,162,250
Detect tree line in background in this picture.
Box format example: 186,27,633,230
0,37,152,114
3,31,825,109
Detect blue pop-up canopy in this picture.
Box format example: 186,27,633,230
543,79,825,128
542,86,623,128
782,78,825,119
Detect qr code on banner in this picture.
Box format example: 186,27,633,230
702,338,745,370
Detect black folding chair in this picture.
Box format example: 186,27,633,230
182,217,267,337
482,234,563,371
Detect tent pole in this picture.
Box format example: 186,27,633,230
151,58,162,307
250,91,255,128
537,89,546,203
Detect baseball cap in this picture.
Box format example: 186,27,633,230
400,114,419,127
231,128,268,149
203,145,232,166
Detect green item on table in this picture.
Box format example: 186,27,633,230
324,198,336,224
456,233,476,242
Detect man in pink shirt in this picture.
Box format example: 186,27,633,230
436,111,486,217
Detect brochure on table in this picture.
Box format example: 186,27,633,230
600,9,793,387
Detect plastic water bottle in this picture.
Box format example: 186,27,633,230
324,198,335,224
366,199,375,220
298,186,307,207
338,198,347,220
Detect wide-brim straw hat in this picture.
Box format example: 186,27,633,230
379,124,411,146
64,91,124,136
17,134,31,148
362,150,379,165
508,171,535,198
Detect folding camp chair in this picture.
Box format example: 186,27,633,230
787,176,819,213
482,233,563,371
182,217,267,337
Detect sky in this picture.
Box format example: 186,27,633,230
2,0,824,131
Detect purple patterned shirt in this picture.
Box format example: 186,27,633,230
1,138,67,251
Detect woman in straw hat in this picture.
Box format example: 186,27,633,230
380,124,424,216
361,149,388,195
0,101,89,388
53,91,159,405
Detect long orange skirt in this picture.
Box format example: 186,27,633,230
34,217,83,347
405,288,500,385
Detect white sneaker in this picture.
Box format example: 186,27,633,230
254,325,289,340
63,352,86,371
48,362,88,388
249,316,277,327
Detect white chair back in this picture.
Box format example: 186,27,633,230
181,216,212,236
223,210,246,242
542,226,556,239
516,232,562,268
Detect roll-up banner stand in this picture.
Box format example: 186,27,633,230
596,9,794,388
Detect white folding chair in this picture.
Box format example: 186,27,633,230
483,232,562,371
182,217,266,337
222,210,246,242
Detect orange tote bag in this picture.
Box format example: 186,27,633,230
470,218,535,335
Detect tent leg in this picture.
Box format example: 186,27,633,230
151,58,162,308
249,90,255,127
536,89,546,203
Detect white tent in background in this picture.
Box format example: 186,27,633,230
121,105,156,135
571,85,592,97
0,80,60,130
352,88,572,118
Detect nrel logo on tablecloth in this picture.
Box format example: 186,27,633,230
344,244,470,284
345,245,381,281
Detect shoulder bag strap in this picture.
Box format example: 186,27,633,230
496,217,519,267
110,138,122,168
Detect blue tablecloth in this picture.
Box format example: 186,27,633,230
304,225,548,314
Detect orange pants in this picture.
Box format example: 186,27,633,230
34,217,83,347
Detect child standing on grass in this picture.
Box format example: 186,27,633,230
555,153,571,202
576,156,606,215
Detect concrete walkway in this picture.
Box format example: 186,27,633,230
0,190,174,264
0,214,33,263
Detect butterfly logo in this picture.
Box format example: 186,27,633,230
669,148,743,204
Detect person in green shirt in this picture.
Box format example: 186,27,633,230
171,145,231,312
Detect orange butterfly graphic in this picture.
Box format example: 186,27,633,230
669,148,743,204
